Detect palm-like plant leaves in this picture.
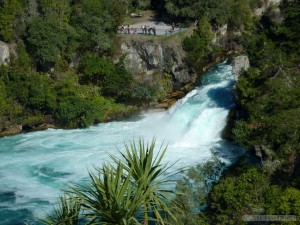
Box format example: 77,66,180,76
40,138,181,225
69,162,144,225
39,194,81,225
111,138,180,224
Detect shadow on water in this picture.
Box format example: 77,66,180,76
0,190,50,225
30,165,72,185
0,191,16,204
206,82,235,109
0,208,35,225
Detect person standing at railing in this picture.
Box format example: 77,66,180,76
153,26,156,35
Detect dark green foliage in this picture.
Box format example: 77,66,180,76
110,139,179,224
226,11,300,223
165,0,230,25
79,53,112,85
0,0,141,130
183,17,215,70
0,67,56,113
195,166,299,224
79,53,133,98
55,95,98,128
38,0,71,22
207,167,269,224
128,0,151,10
0,0,24,42
13,40,31,69
264,187,300,224
228,0,253,31
0,66,135,129
70,0,125,54
278,0,300,56
233,1,300,175
0,79,8,119
102,59,133,98
23,0,126,69
131,85,155,102
26,17,68,69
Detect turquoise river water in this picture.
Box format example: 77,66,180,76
0,61,243,224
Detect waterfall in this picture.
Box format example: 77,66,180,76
0,61,243,224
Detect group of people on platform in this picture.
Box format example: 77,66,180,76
119,22,179,35
119,24,156,35
141,25,156,35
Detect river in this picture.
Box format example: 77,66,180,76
0,61,243,224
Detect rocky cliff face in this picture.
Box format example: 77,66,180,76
117,36,196,109
119,36,196,90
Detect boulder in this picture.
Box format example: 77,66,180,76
0,41,10,66
0,125,22,137
232,55,250,80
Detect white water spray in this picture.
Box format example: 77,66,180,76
0,61,242,224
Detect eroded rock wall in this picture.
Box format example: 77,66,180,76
119,36,196,90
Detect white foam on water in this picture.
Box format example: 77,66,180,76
0,61,243,223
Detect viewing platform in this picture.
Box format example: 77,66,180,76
118,21,184,36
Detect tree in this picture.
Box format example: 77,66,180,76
165,0,230,25
207,167,269,224
38,0,71,22
70,0,125,54
79,53,133,98
26,16,68,69
182,16,214,70
0,0,24,41
128,0,151,10
228,0,253,31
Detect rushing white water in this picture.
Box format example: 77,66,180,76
0,61,243,224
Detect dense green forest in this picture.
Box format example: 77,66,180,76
1,0,300,224
174,0,300,224
0,0,140,130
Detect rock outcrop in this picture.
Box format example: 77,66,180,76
0,41,10,66
119,36,196,89
117,36,196,110
253,0,283,21
232,55,250,80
